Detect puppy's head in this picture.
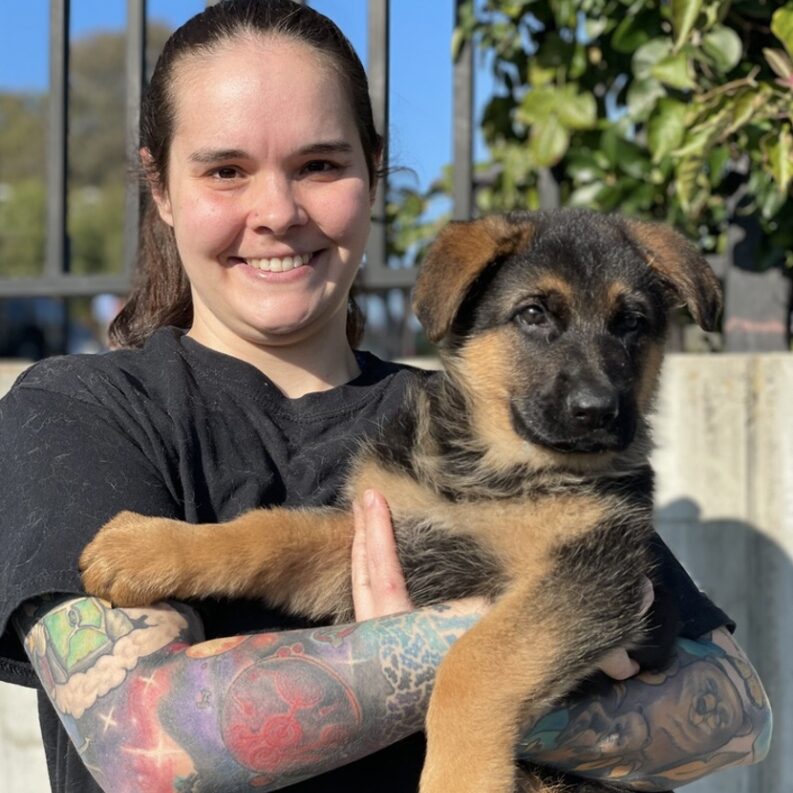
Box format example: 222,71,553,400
413,209,722,469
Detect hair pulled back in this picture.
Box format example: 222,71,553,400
110,0,381,349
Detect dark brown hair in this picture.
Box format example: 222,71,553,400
111,0,381,348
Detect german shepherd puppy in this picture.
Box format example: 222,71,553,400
80,209,722,793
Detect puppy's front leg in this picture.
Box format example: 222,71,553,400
419,584,572,793
80,507,354,618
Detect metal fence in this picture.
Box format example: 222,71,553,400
0,0,472,299
0,0,789,355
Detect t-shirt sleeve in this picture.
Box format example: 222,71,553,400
0,378,183,687
648,532,734,638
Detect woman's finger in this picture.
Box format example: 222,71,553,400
358,489,413,620
351,498,374,620
597,647,640,680
597,579,657,678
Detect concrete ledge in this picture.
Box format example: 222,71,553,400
0,361,30,394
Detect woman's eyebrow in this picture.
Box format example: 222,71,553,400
188,141,354,164
188,148,248,164
296,141,354,156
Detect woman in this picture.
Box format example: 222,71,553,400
0,2,770,791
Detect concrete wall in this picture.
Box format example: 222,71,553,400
653,354,792,793
1,354,790,792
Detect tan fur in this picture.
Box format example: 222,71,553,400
450,331,623,475
605,280,631,309
352,456,608,581
534,275,575,303
635,341,665,413
421,583,564,793
81,508,354,621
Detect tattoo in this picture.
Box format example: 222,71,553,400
21,596,187,718
16,597,477,791
517,629,771,790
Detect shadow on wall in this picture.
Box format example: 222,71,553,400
657,497,789,793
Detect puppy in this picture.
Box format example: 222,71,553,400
81,209,722,793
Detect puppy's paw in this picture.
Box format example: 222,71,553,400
80,511,193,607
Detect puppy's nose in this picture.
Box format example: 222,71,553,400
566,387,619,430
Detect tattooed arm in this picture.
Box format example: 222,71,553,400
14,594,480,793
518,626,772,790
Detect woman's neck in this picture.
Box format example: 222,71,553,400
187,318,361,399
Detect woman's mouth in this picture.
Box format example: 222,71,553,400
239,252,314,272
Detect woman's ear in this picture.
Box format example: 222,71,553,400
140,148,174,227
368,140,384,207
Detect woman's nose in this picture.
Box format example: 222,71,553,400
248,175,307,235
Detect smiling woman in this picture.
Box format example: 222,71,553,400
144,35,375,390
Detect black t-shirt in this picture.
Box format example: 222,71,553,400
0,327,731,793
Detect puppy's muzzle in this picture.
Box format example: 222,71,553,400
563,384,620,432
511,382,634,454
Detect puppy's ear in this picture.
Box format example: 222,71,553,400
412,215,533,343
624,219,723,331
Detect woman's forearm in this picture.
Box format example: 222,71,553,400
17,595,480,793
517,627,772,790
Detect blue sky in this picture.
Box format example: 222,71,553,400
0,0,490,193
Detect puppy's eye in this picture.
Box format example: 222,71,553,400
516,304,548,327
615,312,645,335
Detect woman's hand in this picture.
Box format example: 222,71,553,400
596,576,655,680
352,489,414,620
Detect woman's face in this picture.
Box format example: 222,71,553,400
152,35,373,354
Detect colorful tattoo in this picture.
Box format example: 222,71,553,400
16,596,477,791
16,598,768,792
22,596,187,718
518,629,772,790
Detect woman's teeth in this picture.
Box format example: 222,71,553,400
246,253,312,272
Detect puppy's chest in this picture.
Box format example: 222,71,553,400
346,457,648,606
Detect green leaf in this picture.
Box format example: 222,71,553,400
583,16,609,42
617,141,652,179
626,77,667,122
651,52,696,89
569,181,606,208
706,146,731,186
528,60,556,88
771,3,793,59
567,150,607,183
701,25,743,73
764,47,793,81
555,86,598,130
675,156,704,212
550,0,577,29
672,0,703,49
672,123,717,159
598,126,647,176
724,86,773,136
529,115,570,166
518,87,557,125
648,98,688,162
633,38,674,81
768,125,793,194
612,11,657,54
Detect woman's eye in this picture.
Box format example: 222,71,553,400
303,160,340,174
516,304,547,327
211,166,240,180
